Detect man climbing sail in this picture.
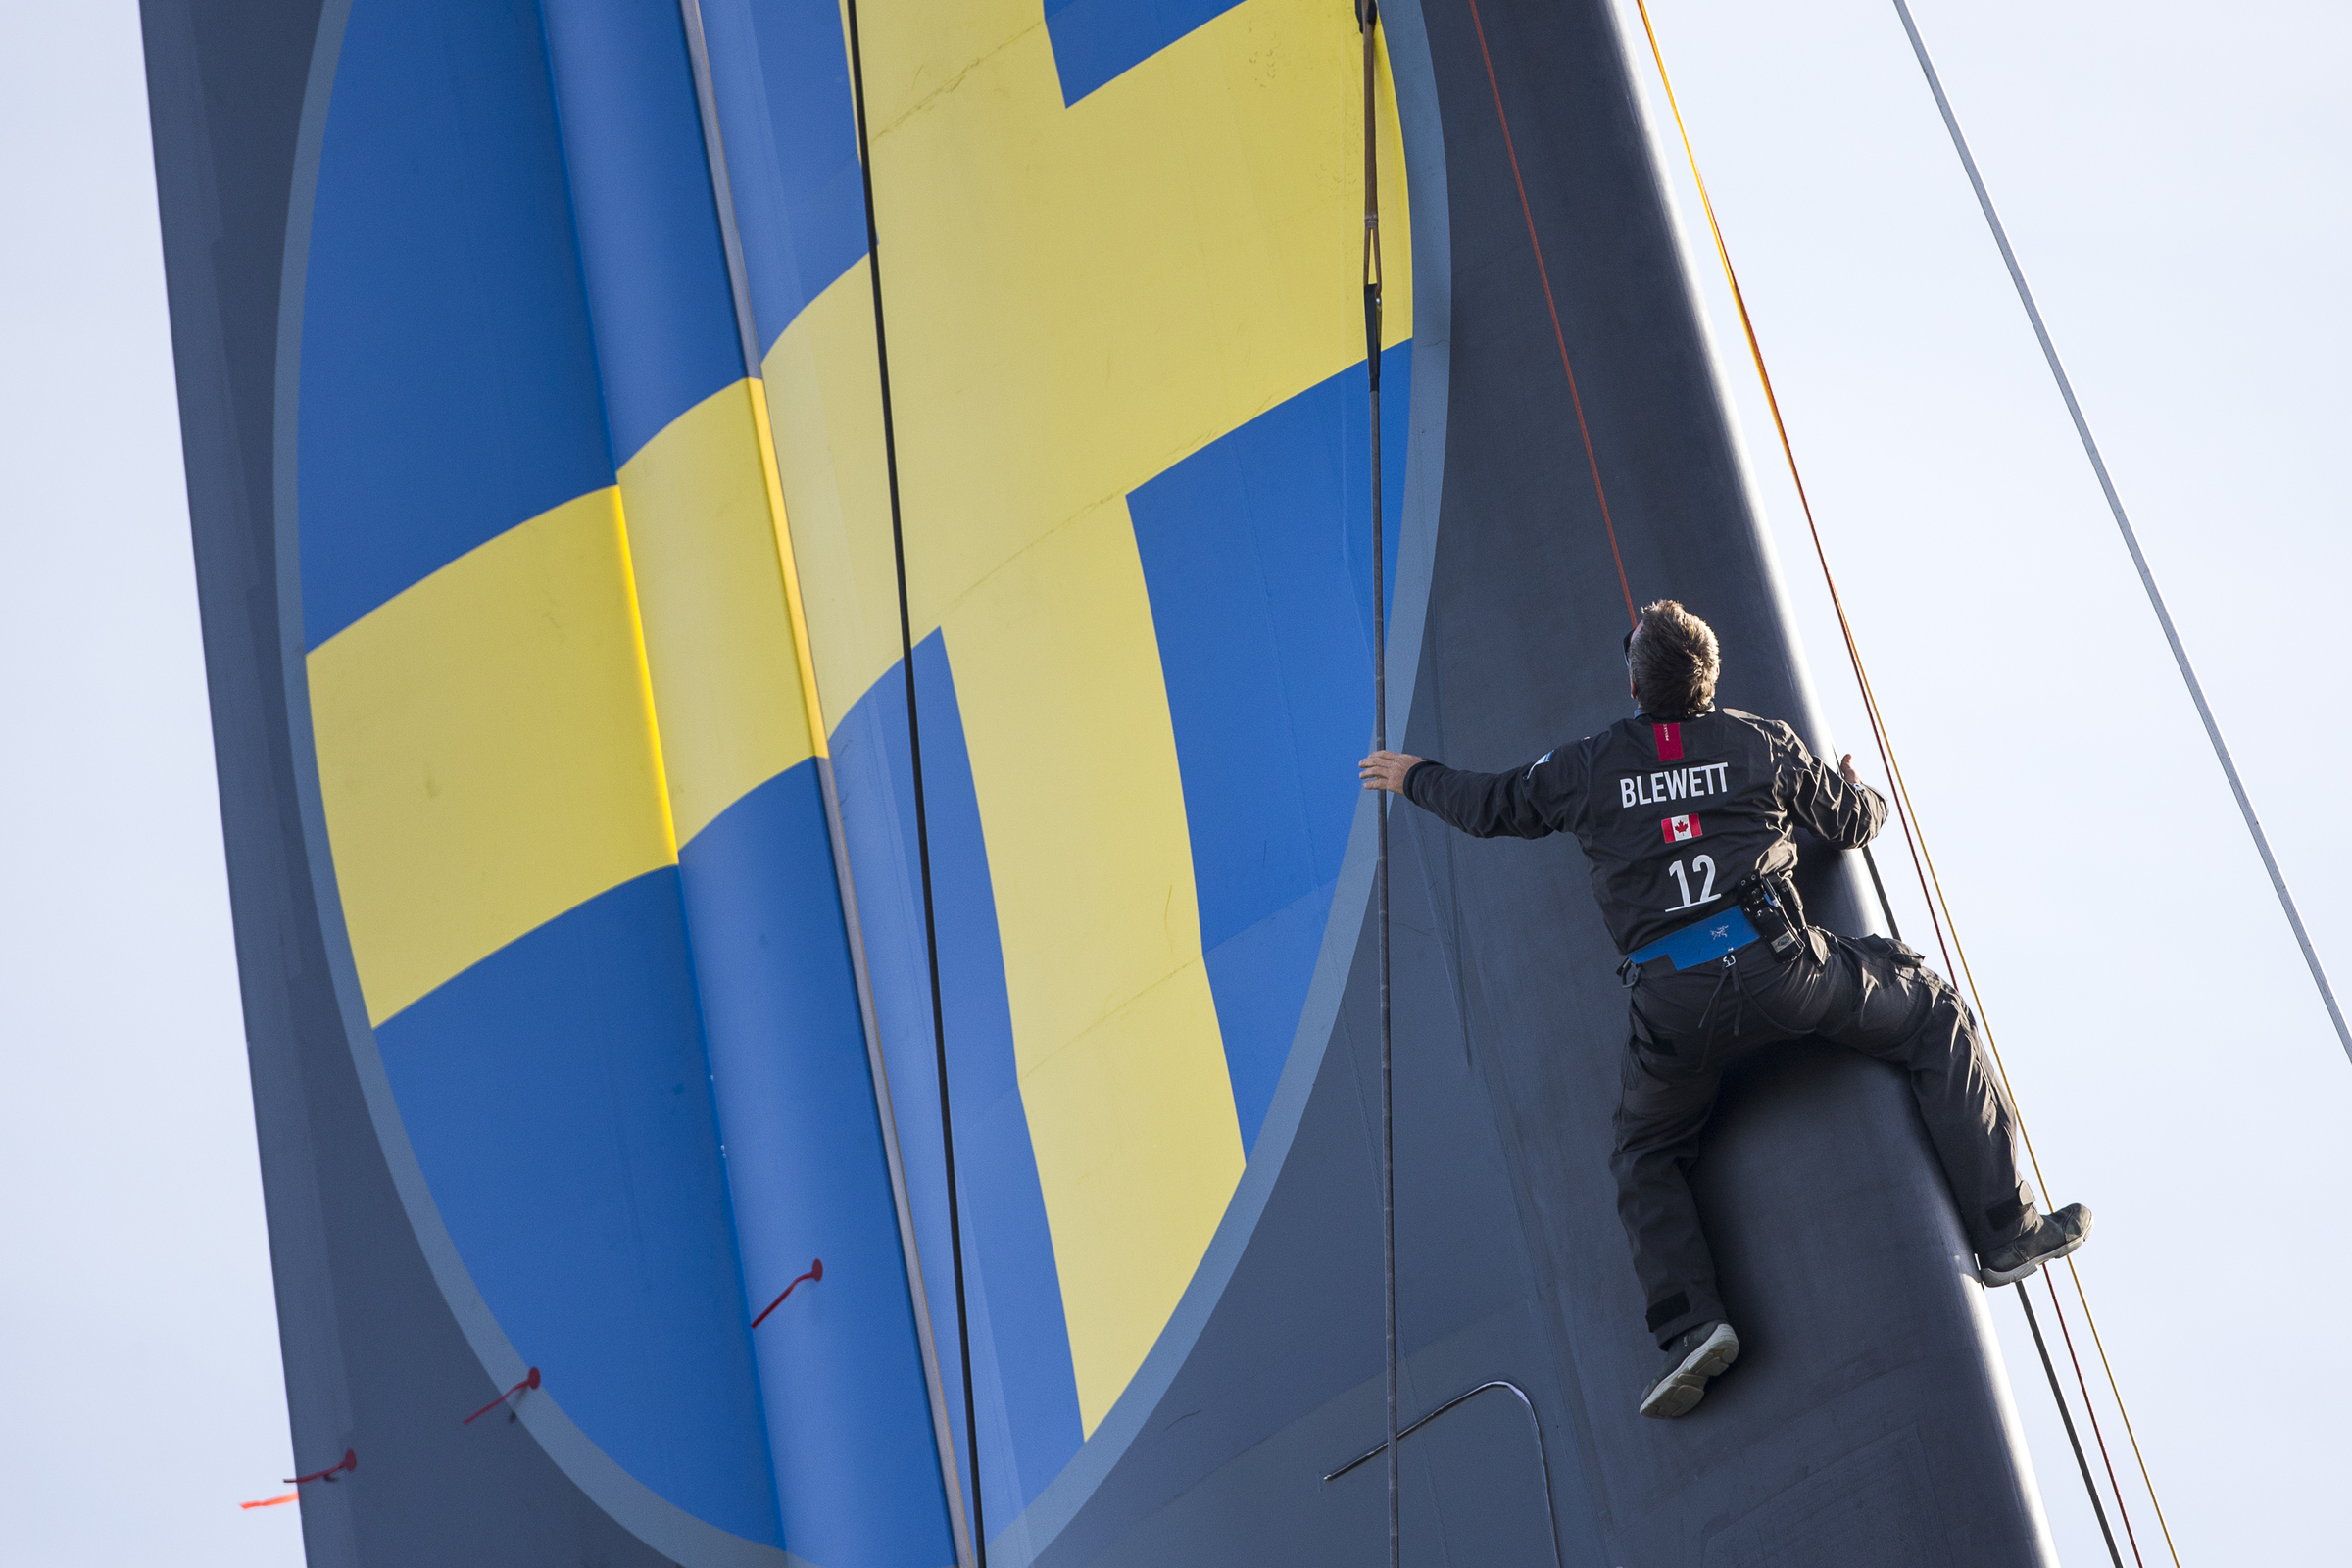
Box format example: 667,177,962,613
1359,599,2090,1420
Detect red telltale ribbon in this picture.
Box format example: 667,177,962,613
463,1366,541,1425
285,1448,357,1485
241,1446,353,1509
752,1258,823,1328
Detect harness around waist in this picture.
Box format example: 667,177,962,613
1625,905,1761,970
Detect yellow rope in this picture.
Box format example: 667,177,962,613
1628,7,2180,1561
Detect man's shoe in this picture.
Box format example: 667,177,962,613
1978,1203,2093,1286
1639,1320,1740,1419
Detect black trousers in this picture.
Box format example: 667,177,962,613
1612,929,2034,1348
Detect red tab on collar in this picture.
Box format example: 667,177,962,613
1653,722,1683,760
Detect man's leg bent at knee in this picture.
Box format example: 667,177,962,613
1899,986,2036,1249
1824,940,2035,1251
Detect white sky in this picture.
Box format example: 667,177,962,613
0,1,2341,1563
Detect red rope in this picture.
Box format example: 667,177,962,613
1462,0,1636,626
283,1448,356,1485
752,1257,824,1329
463,1366,540,1426
2042,1272,2145,1566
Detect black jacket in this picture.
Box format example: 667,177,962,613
1401,708,1887,955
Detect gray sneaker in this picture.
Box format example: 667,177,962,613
1978,1203,2093,1286
1639,1320,1740,1419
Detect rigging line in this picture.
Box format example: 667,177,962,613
2018,1287,2126,1568
1882,4,2202,1551
2056,1261,2175,1567
2044,1270,2146,1568
1852,624,2173,1566
1890,0,2352,1067
841,5,987,1565
1858,692,2168,1563
1629,5,2173,1555
1862,673,2173,1565
1460,0,1635,625
1356,7,1397,1568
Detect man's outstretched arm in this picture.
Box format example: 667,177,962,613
1359,750,1567,839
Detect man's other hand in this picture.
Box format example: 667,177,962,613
1839,753,1861,786
1359,751,1425,793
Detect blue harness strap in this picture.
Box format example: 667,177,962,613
1625,905,1761,969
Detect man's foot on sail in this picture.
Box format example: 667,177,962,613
1978,1203,2093,1286
1639,1320,1740,1419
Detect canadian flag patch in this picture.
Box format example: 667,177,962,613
1661,814,1702,844
1654,722,1684,761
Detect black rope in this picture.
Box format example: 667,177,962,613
2016,1286,2124,1568
1356,5,1396,1567
839,7,984,1564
